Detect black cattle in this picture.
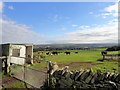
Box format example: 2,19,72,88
65,51,70,55
52,52,58,55
75,52,78,54
101,51,107,55
46,52,50,55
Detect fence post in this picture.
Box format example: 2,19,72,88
48,61,50,87
4,56,8,75
119,54,120,73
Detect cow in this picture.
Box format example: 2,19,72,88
101,51,107,55
65,51,70,55
101,51,107,60
46,52,50,55
75,52,78,54
52,51,58,55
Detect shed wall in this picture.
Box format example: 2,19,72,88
10,45,26,65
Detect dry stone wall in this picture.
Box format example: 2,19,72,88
47,69,120,89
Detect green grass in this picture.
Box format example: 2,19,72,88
92,61,118,73
94,47,106,51
3,81,25,88
30,62,48,70
2,74,33,88
2,48,119,88
45,50,102,64
0,72,2,77
33,48,119,73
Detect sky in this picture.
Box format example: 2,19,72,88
0,1,118,44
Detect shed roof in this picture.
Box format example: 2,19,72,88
1,43,33,46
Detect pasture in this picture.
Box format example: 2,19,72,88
2,47,119,88
32,47,119,73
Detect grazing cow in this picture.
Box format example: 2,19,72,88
52,51,58,55
65,51,70,55
101,51,107,55
75,52,78,54
46,52,50,55
101,51,107,60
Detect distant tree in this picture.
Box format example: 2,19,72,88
106,46,120,51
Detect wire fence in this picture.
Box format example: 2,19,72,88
9,56,50,88
0,57,4,83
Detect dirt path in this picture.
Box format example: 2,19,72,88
58,61,96,69
2,76,16,84
69,62,95,67
0,75,19,88
1,75,34,88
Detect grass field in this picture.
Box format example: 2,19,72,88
32,47,119,73
1,47,119,88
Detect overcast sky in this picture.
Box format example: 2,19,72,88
0,2,118,44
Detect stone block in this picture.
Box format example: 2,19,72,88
74,71,84,81
115,74,120,82
79,70,89,81
104,72,111,80
108,73,114,80
85,71,94,84
63,71,71,79
58,78,73,87
70,71,78,80
90,73,97,84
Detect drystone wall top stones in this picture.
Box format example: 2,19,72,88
47,65,120,89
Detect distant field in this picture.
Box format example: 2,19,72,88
45,50,102,63
33,47,119,73
107,51,119,54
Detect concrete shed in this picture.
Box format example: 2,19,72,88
1,43,33,74
2,43,33,65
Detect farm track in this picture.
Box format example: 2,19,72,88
1,75,33,88
1,75,18,87
58,61,96,68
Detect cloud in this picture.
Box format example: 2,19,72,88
100,3,118,18
1,18,46,44
89,12,93,14
104,3,118,13
8,6,14,10
54,14,59,21
52,19,118,44
72,24,78,27
0,2,3,13
49,14,69,22
50,14,62,22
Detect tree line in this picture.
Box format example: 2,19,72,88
106,46,120,51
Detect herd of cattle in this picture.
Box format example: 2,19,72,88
46,51,78,55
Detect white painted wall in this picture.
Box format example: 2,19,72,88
10,45,26,65
10,57,25,65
